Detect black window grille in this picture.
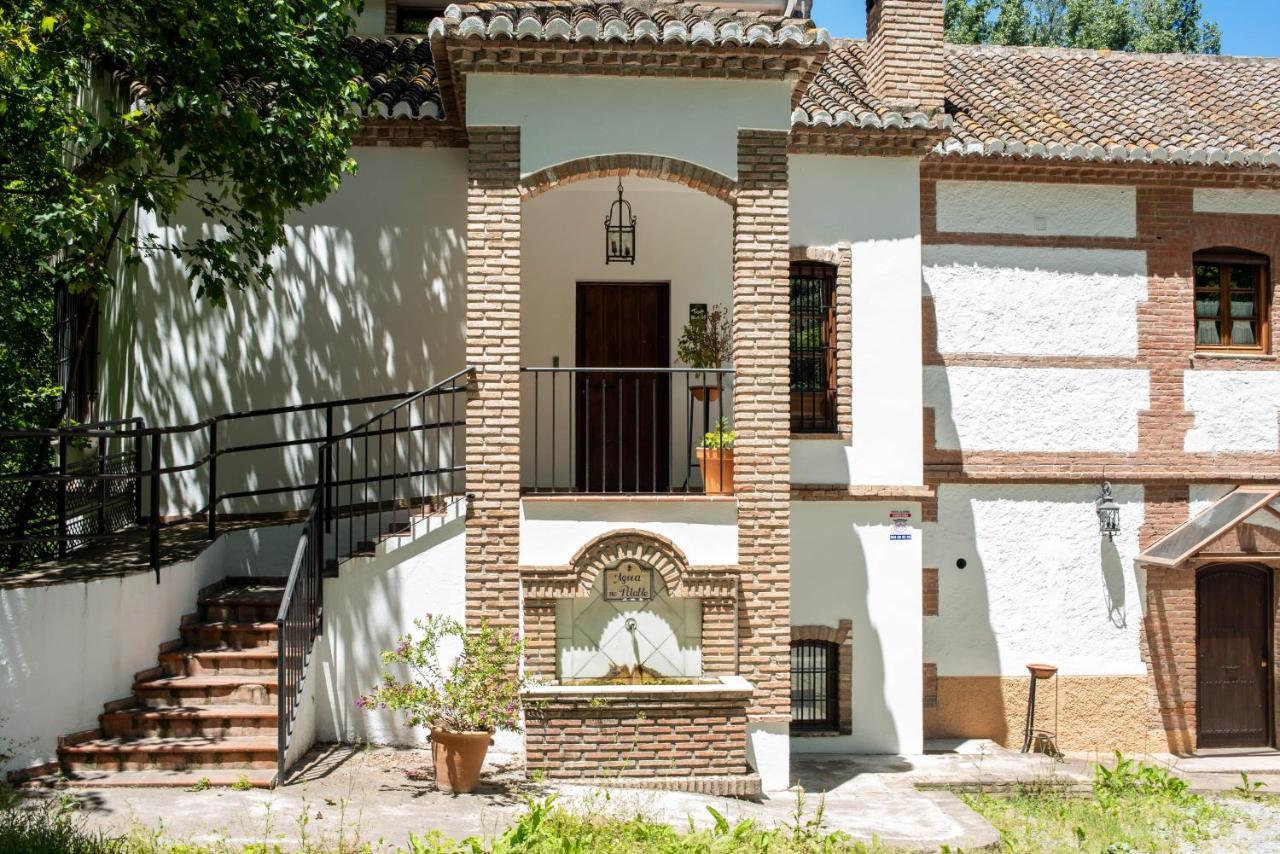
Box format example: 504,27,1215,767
789,261,837,433
53,286,98,423
791,640,839,731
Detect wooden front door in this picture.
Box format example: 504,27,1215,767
1197,565,1273,749
576,283,670,493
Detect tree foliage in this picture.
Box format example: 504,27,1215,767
944,0,1221,53
0,0,363,429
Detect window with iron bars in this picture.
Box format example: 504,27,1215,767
54,286,99,423
790,639,839,731
789,261,837,433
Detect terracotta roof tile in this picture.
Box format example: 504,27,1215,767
792,39,947,130
345,36,443,119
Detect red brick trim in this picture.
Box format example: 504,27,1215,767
518,154,737,205
792,484,934,501
790,245,853,440
351,119,467,148
923,568,939,617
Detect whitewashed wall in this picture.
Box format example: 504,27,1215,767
0,526,297,773
925,366,1149,452
924,245,1147,357
791,501,923,754
99,147,469,516
353,0,385,33
789,155,924,487
519,499,738,567
466,74,792,180
1193,188,1280,216
521,178,733,490
935,181,1137,238
923,484,1146,678
1183,371,1280,453
315,517,467,746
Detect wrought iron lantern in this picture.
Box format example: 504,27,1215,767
604,178,636,264
1096,481,1121,540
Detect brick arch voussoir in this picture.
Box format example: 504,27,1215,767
791,624,851,646
518,155,737,205
569,529,692,598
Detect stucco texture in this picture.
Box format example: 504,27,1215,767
934,181,1137,238
925,675,1152,753
1183,371,1280,453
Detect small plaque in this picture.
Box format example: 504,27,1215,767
604,559,654,602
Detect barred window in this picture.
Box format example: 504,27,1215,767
789,261,837,433
1194,249,1270,352
791,640,839,731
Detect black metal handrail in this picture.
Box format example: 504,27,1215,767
0,385,454,577
521,366,733,495
274,367,473,785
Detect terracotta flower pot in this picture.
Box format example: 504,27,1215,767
1027,663,1058,681
690,385,721,403
430,728,492,794
697,447,735,495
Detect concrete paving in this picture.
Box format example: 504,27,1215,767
37,741,1079,851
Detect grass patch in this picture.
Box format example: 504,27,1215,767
963,753,1241,853
0,798,125,854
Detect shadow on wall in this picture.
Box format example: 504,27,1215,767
316,513,467,746
97,148,469,517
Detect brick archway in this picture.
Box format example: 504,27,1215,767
569,529,693,598
518,154,737,205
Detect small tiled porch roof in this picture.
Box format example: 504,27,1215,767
1138,487,1280,569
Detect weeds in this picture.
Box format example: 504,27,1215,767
1234,771,1269,800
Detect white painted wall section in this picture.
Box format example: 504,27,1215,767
0,526,294,773
519,500,738,567
315,518,467,746
924,484,1146,677
466,74,792,180
1184,371,1280,453
923,246,1147,357
935,181,1137,238
1194,188,1280,216
790,155,923,486
791,502,923,755
354,0,386,32
925,366,1149,452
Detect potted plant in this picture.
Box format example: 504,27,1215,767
358,615,525,794
677,303,731,401
697,417,735,495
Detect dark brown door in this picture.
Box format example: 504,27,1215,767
576,283,670,493
1197,565,1272,749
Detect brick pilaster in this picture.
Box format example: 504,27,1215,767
465,127,522,630
1140,484,1195,752
733,130,792,722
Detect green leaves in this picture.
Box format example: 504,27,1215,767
944,0,1221,53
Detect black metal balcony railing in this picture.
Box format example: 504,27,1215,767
521,367,733,495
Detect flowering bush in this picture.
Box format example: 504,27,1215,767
357,615,526,733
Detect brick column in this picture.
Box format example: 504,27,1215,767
1140,484,1194,753
733,130,791,787
465,128,522,630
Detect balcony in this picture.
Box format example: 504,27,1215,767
521,367,734,495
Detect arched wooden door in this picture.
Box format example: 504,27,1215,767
1197,565,1273,749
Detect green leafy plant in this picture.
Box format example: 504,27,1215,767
676,304,731,370
358,615,526,733
1234,770,1268,800
185,776,212,792
700,417,735,450
231,774,254,792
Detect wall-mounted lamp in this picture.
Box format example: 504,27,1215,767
1096,481,1121,540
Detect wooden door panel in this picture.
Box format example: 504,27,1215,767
1197,566,1272,749
575,284,669,492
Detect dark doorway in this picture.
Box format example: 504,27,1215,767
1197,565,1273,749
575,283,670,493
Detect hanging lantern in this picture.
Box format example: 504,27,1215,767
604,178,636,264
1096,481,1121,540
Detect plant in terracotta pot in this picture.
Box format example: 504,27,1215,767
358,615,525,794
676,303,731,402
697,417,735,495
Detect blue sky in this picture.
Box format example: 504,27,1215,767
812,1,1279,57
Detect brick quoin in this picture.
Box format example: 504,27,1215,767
920,155,1280,752
464,127,523,631
733,129,792,724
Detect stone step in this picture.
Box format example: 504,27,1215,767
180,619,278,651
199,581,285,624
133,675,278,708
55,768,275,789
158,648,277,678
100,705,277,740
59,736,276,774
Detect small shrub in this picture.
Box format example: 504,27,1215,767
185,777,212,793
231,775,254,792
0,799,123,854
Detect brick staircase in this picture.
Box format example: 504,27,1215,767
55,578,284,788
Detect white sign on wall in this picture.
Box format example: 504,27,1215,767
890,510,913,542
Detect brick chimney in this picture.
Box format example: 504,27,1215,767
865,0,946,112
